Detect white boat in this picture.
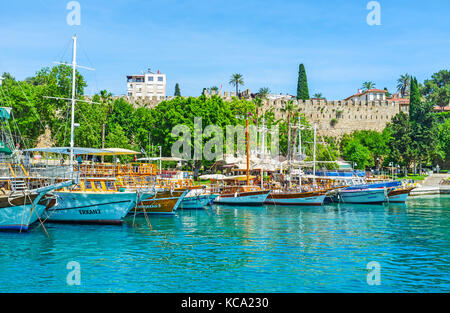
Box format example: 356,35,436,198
44,190,149,224
265,189,327,206
214,186,271,206
338,187,387,204
387,187,414,203
0,181,74,232
179,187,219,209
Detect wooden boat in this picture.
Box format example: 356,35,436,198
44,178,152,224
179,186,219,209
0,181,73,231
265,189,327,206
387,186,415,203
338,187,387,204
132,188,189,215
214,185,271,206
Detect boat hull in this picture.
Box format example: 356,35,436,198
387,187,414,203
0,203,46,232
44,191,140,224
214,190,270,206
265,191,326,206
132,189,188,215
338,188,387,204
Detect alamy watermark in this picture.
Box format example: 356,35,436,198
66,1,81,26
366,1,381,26
366,261,381,285
66,261,81,286
170,117,279,161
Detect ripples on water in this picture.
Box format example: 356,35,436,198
0,195,449,292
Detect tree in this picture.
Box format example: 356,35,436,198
423,70,450,111
385,112,414,167
297,64,309,100
174,83,181,97
280,99,296,159
229,73,244,97
257,87,270,99
341,139,373,169
396,74,410,97
313,93,325,99
362,81,376,91
409,76,421,121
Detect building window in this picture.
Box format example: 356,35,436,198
147,76,153,82
158,76,164,82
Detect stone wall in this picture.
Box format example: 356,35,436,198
115,92,409,137
266,98,408,137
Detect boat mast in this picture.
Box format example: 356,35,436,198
246,117,250,186
313,123,317,188
69,35,77,165
298,117,302,190
260,117,265,189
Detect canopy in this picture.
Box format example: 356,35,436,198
137,156,185,162
0,107,11,120
91,148,140,156
198,174,226,180
23,147,140,156
23,147,106,155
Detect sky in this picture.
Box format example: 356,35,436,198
0,0,449,99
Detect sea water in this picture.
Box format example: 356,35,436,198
0,195,449,292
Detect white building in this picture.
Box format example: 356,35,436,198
127,69,166,100
345,89,387,101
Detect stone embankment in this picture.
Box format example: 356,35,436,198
410,173,450,196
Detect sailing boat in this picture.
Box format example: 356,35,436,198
0,107,74,231
32,35,151,224
214,117,271,206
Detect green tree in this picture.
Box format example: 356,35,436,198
280,99,296,159
396,74,410,97
385,112,414,167
423,69,450,111
229,73,244,97
297,64,309,100
362,81,376,91
174,83,181,97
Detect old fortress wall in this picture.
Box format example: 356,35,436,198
109,90,409,138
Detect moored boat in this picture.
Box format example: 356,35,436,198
387,186,415,203
214,185,271,206
265,189,327,206
132,188,189,215
338,187,387,204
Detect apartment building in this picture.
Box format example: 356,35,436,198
127,69,166,100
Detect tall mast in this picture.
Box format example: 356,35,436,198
260,117,265,189
246,118,250,186
313,123,317,187
69,35,77,164
298,117,302,189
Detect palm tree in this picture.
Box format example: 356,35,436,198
229,73,244,97
396,74,410,97
253,98,264,117
362,81,376,91
313,93,325,99
280,99,296,160
257,87,270,99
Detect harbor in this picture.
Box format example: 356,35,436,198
0,0,449,297
1,195,449,293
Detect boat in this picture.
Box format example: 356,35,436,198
179,186,219,209
264,189,327,206
0,181,73,231
337,187,387,204
387,186,415,203
132,188,189,215
42,177,152,224
213,184,271,206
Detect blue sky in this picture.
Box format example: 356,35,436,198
0,0,449,99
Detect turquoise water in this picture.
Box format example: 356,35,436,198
0,195,449,293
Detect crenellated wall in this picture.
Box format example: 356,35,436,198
113,91,409,137
266,98,409,137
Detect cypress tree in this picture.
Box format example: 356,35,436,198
174,83,181,97
409,77,421,122
297,64,310,100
